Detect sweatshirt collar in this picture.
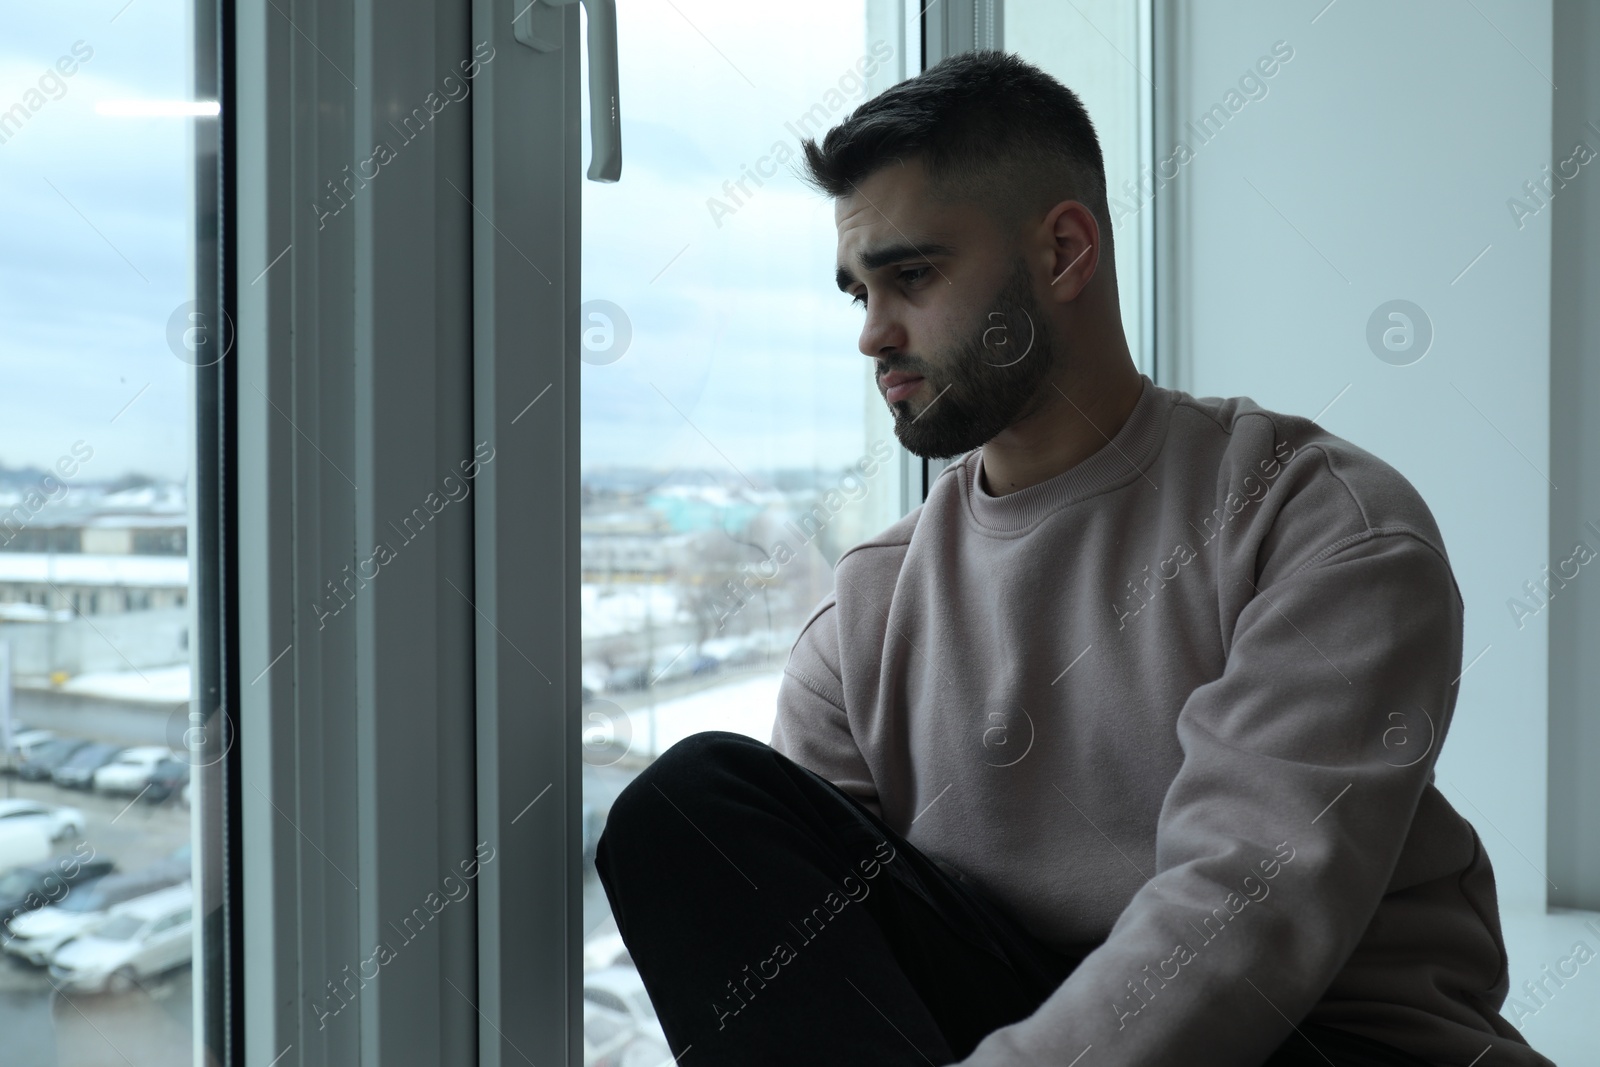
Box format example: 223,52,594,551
957,374,1172,535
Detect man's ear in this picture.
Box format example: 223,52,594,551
1041,200,1099,304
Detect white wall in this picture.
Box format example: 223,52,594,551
0,608,189,678
1165,0,1555,911
1161,1,1600,1057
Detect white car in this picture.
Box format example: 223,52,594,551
3,870,186,965
0,798,85,842
5,893,107,965
584,999,636,1067
93,746,179,795
49,883,194,994
0,822,51,878
583,966,670,1066
3,729,56,772
583,931,631,972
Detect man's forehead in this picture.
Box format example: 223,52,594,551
837,169,942,257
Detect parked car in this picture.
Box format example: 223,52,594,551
145,842,193,884
584,998,637,1067
584,966,662,1033
688,654,721,677
583,931,631,972
617,1033,673,1067
604,665,651,693
583,967,670,1067
0,822,52,879
17,738,91,782
648,649,695,686
0,853,117,930
49,883,195,994
141,758,191,804
0,798,86,842
2,729,56,774
52,742,125,789
94,746,178,794
3,867,188,965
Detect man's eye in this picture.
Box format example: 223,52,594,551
850,266,930,309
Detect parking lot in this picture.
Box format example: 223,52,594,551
0,773,193,1066
0,682,738,1066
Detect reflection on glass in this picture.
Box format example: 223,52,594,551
578,1,907,1062
0,1,205,1063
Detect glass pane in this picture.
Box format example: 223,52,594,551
579,0,910,1054
1005,0,1151,376
0,2,211,1062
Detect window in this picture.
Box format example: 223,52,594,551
578,0,912,1057
1003,0,1153,377
0,2,214,1064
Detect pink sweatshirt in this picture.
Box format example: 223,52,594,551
770,374,1554,1067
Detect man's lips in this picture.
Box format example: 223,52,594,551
882,374,924,403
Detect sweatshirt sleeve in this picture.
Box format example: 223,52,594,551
769,594,883,818
958,528,1465,1067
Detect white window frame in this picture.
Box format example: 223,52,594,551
237,1,482,1064
238,2,1057,1064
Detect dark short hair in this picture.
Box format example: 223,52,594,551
799,50,1111,249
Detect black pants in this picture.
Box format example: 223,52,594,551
596,730,1436,1067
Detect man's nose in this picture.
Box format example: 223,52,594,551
859,303,906,360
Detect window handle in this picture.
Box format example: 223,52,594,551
514,0,622,183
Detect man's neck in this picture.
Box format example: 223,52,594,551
978,361,1144,497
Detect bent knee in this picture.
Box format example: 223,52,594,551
638,729,767,792
600,731,767,849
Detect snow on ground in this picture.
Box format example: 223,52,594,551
46,660,783,752
581,583,689,638
59,664,191,703
595,670,784,760
0,553,188,586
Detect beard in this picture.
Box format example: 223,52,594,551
881,256,1058,461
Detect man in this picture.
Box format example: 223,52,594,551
597,51,1555,1067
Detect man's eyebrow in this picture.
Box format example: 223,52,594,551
835,241,956,292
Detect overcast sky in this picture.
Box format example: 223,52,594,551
579,1,895,482
0,1,889,486
0,1,192,483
